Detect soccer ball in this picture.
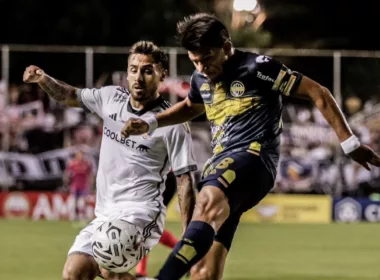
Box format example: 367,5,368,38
92,219,145,273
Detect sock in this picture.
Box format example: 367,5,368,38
135,254,148,276
159,229,178,248
156,221,215,280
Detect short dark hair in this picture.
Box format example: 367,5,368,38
176,13,230,51
129,41,168,69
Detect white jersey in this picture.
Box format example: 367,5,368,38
77,86,197,219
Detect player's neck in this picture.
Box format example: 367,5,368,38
130,91,160,110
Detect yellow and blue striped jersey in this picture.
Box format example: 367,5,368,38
188,50,303,174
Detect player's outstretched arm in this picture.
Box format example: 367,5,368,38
23,65,80,107
156,97,205,128
294,76,380,170
176,172,196,233
121,97,204,137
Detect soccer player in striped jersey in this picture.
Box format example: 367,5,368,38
122,14,380,280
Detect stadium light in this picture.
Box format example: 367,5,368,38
233,0,257,11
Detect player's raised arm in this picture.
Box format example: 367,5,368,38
294,75,380,170
23,65,80,107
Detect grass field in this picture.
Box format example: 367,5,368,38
1,220,380,280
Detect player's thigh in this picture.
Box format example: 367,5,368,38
200,151,273,212
190,241,228,280
62,252,100,280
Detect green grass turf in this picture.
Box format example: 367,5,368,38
1,220,380,280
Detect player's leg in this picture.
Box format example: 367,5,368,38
156,155,233,279
190,213,241,280
157,152,274,280
63,220,101,280
192,152,275,280
62,252,100,280
71,189,79,221
190,241,228,280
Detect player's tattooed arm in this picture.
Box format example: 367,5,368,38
176,172,196,233
39,76,80,107
23,65,80,107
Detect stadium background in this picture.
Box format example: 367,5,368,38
2,0,380,279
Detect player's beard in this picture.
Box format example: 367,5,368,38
131,87,155,102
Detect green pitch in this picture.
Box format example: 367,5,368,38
1,220,380,280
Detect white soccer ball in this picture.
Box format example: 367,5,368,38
92,219,145,273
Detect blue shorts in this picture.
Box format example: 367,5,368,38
199,151,275,250
71,189,89,198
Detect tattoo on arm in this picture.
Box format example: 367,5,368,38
176,173,195,231
38,75,80,107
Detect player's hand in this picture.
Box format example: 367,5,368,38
348,144,380,171
23,65,45,83
121,118,149,138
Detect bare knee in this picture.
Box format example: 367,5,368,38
62,263,81,280
193,186,230,230
62,253,98,280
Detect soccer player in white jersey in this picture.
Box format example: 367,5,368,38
23,41,197,280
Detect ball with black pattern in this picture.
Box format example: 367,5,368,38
91,219,145,273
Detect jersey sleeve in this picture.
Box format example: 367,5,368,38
187,74,204,104
165,123,198,176
252,55,303,96
76,86,117,118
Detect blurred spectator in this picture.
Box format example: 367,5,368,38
63,150,94,221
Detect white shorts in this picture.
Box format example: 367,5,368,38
68,207,165,256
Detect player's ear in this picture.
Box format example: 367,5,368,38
223,40,233,56
160,69,168,81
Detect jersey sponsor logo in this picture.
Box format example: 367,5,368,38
230,81,245,97
256,55,270,63
109,113,117,121
136,144,150,152
200,83,211,91
256,71,275,83
103,126,150,153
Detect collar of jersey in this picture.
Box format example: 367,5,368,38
126,95,165,116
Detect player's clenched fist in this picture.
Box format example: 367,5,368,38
23,65,45,83
121,118,149,138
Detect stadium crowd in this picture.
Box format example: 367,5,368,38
1,79,380,196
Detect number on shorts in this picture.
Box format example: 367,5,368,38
215,157,234,169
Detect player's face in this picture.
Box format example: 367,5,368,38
127,54,165,101
188,48,228,80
